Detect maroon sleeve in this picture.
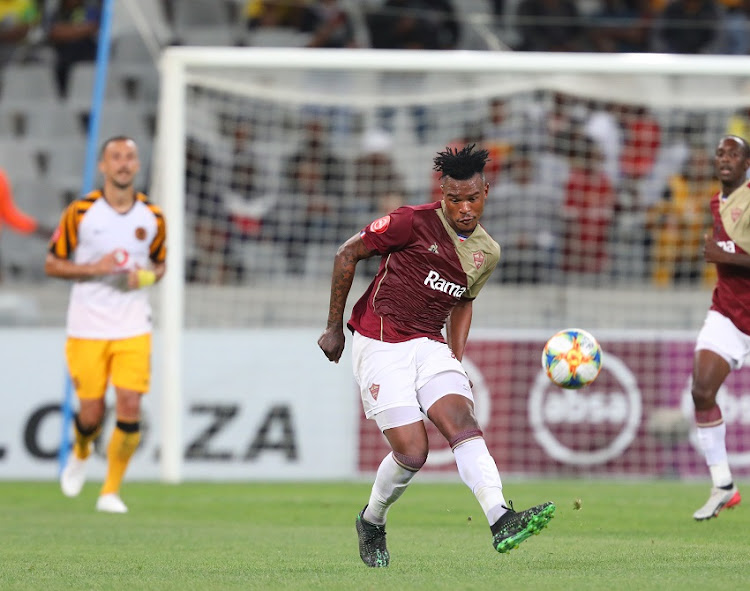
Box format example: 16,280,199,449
359,206,414,254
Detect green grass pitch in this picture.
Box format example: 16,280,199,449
1,479,747,590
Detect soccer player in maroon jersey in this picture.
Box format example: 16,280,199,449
318,144,555,567
691,135,750,520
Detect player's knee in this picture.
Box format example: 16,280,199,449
427,395,479,438
75,412,102,434
691,381,717,410
115,388,143,419
393,450,427,472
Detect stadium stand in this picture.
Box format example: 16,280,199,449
0,62,59,108
0,1,746,304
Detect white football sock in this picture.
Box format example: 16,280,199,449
363,452,417,525
696,422,733,487
709,462,733,489
453,438,507,525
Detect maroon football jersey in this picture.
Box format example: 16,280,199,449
709,191,750,335
348,202,500,343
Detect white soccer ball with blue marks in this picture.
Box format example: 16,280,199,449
542,328,602,389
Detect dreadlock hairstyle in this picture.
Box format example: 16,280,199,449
433,143,490,181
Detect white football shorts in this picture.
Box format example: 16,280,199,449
695,309,750,370
351,332,473,430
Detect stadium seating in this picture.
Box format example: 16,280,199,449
0,64,58,107
24,101,84,141
0,139,44,180
98,102,152,144
45,141,88,194
65,62,128,111
112,32,157,66
173,0,233,29
250,28,314,48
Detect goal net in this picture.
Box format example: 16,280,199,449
155,48,750,481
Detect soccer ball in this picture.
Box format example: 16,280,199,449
542,328,602,389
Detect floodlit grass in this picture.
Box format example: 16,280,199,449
1,480,748,590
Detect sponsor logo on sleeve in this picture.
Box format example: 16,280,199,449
369,215,391,234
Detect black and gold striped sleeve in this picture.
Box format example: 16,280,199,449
146,201,167,264
47,196,96,259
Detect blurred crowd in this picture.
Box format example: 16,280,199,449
1,0,750,287
216,0,747,55
3,1,750,71
182,89,746,288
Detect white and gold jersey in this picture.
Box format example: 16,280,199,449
49,190,167,339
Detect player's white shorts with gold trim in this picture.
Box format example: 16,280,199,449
695,310,750,370
351,332,473,423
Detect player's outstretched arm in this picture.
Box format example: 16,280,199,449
318,233,375,363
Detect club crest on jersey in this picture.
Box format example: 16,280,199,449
429,243,438,254
135,227,147,240
473,251,485,269
732,207,743,223
369,215,391,234
369,384,380,400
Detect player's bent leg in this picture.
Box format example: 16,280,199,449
357,451,426,567
428,394,556,554
61,411,103,498
693,485,741,521
491,501,556,553
98,418,140,512
363,450,426,525
369,411,428,523
428,395,506,518
450,433,556,553
357,413,427,567
96,386,143,512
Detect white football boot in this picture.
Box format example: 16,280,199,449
96,493,129,514
693,485,741,520
60,455,88,497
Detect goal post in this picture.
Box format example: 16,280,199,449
154,47,750,482
155,49,186,483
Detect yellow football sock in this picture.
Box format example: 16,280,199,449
73,416,101,460
100,421,140,496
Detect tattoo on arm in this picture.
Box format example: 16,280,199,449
327,237,373,328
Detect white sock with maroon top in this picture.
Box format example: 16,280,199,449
363,452,420,525
453,438,507,525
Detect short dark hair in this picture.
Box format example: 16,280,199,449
99,135,136,159
433,143,490,180
722,134,750,158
